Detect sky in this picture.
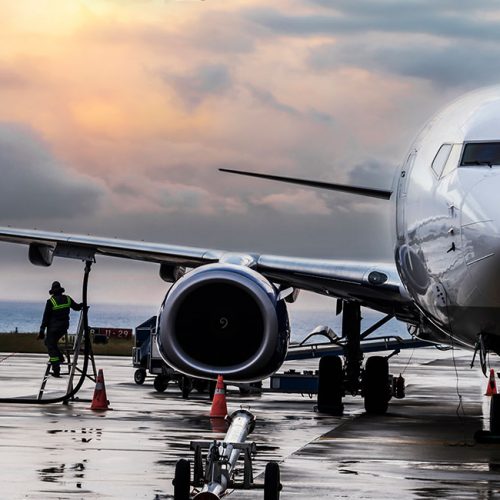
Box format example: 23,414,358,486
0,0,499,309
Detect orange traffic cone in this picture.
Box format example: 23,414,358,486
485,368,498,396
209,417,229,434
210,375,228,418
90,369,110,410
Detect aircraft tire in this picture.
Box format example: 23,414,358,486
490,394,500,434
317,355,344,415
264,461,281,500
363,356,390,414
134,369,146,385
173,459,190,500
153,374,169,393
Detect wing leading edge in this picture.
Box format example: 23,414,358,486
0,226,415,320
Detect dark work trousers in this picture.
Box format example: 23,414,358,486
45,331,66,365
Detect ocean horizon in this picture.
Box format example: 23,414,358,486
0,300,408,344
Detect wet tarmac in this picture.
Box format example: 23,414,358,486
0,348,499,499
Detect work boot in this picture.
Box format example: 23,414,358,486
51,364,61,378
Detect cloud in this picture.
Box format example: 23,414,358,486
308,40,500,89
0,0,484,305
251,190,332,215
245,3,500,90
0,66,28,88
245,84,334,124
161,64,233,108
0,123,103,222
246,84,301,116
188,10,260,55
247,2,500,42
86,9,258,56
347,159,396,190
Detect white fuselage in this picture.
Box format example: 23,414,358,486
395,87,500,348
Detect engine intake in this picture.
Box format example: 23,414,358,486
157,264,289,382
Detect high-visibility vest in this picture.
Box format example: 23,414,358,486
50,296,71,311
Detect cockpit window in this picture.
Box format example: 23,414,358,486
431,144,452,178
461,142,500,167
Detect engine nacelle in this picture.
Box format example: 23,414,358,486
157,263,290,382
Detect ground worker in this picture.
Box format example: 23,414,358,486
38,281,83,377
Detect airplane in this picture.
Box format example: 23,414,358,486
1,85,500,417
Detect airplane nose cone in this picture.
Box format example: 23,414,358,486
461,174,500,304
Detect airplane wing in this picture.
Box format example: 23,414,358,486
0,226,416,320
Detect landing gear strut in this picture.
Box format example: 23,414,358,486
344,302,363,395
316,301,400,415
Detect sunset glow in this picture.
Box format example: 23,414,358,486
1,0,498,303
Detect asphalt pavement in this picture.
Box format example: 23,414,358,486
0,348,498,499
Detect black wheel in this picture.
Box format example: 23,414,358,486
153,375,169,393
193,379,209,393
180,376,193,399
173,459,190,500
363,356,390,414
490,394,500,434
239,384,252,396
134,369,146,385
317,355,343,415
264,461,281,500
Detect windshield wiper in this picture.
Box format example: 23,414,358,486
462,160,494,167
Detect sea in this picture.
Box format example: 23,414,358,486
0,301,408,344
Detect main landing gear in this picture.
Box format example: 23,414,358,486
317,301,404,415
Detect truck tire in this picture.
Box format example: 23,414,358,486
134,369,146,385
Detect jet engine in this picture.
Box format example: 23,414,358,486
157,263,290,382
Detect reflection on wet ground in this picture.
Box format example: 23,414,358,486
38,460,86,485
0,350,499,498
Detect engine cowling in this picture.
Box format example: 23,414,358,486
157,263,290,382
